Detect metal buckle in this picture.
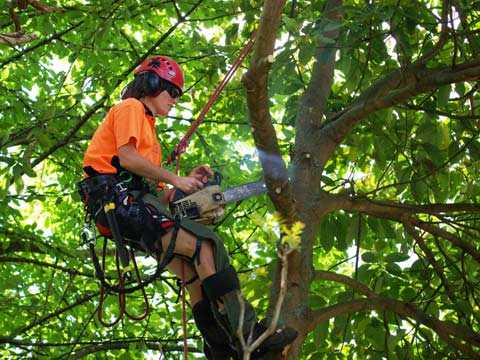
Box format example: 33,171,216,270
115,181,128,193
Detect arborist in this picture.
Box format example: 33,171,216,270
79,55,297,359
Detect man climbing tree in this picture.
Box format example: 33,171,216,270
2,0,480,359
79,55,297,359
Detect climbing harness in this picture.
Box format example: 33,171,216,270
78,172,180,327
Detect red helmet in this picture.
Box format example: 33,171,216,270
134,55,184,91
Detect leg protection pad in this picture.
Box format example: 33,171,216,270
202,266,240,302
202,266,256,340
192,299,238,360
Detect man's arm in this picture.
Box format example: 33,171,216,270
118,143,203,193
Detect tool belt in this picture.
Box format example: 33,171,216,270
77,172,179,326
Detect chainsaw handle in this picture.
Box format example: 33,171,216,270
207,171,222,186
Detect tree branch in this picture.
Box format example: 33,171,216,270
416,0,451,65
0,31,37,45
403,224,464,320
313,270,378,298
242,0,294,223
0,256,95,278
311,270,480,358
309,298,480,359
328,192,480,263
7,292,98,337
292,0,343,214
237,245,294,359
321,58,480,155
0,21,84,69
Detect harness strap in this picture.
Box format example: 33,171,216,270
191,238,202,266
103,200,130,267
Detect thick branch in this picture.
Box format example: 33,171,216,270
293,0,343,214
413,220,480,264
0,21,84,69
296,0,342,128
242,0,294,223
323,58,480,145
325,192,480,218
329,193,480,263
309,298,480,359
314,270,377,298
0,31,37,45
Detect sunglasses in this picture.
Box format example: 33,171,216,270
165,83,182,99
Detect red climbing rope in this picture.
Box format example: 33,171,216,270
167,30,257,174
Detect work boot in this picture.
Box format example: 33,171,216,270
202,266,298,358
192,298,238,359
250,320,298,359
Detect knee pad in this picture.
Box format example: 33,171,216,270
202,266,240,302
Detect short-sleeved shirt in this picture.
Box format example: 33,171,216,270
83,98,162,175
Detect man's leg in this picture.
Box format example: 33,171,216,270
157,226,297,358
160,228,216,280
163,251,237,359
165,257,202,305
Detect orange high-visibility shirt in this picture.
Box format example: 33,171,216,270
83,98,162,175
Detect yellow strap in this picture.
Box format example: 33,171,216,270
104,202,115,212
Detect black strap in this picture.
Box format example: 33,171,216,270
155,218,179,272
103,200,130,267
83,165,100,177
191,238,202,266
89,239,165,294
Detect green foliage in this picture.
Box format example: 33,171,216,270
1,0,480,359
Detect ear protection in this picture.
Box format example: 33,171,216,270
143,72,162,97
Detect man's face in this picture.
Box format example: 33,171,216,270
151,90,177,116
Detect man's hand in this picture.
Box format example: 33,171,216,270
189,165,213,184
172,175,204,194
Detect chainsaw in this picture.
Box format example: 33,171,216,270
170,172,266,224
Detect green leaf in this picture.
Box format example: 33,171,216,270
365,323,385,351
362,252,377,263
436,85,451,107
385,263,402,276
456,299,473,315
314,320,329,346
385,252,410,263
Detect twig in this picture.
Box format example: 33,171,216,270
236,244,294,360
